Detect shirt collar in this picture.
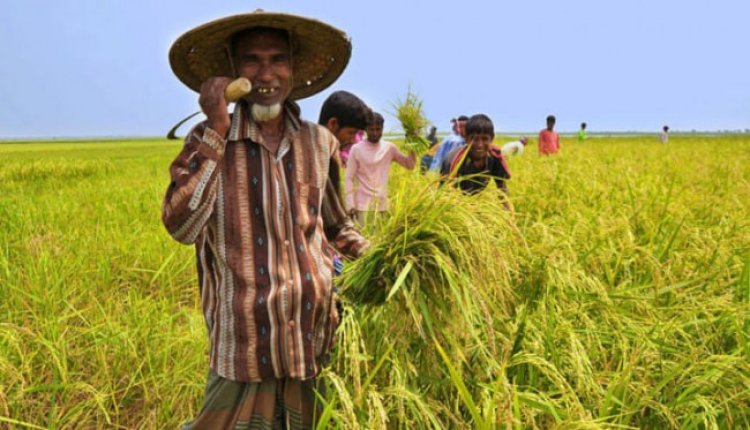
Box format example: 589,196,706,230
227,100,301,142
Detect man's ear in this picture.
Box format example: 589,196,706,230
325,118,339,133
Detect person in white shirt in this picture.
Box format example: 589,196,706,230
501,137,529,156
660,125,669,143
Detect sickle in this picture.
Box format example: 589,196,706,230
166,78,252,140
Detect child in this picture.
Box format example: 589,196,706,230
539,114,560,155
345,112,416,225
440,114,511,199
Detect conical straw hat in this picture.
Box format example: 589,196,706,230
169,10,352,100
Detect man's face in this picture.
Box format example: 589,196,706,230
366,122,383,143
457,120,467,138
333,125,360,146
233,31,292,107
547,119,556,130
468,133,493,162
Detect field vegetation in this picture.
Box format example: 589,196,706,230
1,135,749,428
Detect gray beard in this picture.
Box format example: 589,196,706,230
251,103,282,122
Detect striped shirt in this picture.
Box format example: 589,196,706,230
162,101,368,382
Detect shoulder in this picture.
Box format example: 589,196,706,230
349,141,364,155
298,119,333,138
489,145,504,159
298,119,337,151
489,148,511,178
445,146,463,162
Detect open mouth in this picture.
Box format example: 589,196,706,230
256,87,278,95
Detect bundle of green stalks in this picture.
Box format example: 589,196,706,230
339,173,514,311
329,171,521,427
338,170,518,370
392,88,432,153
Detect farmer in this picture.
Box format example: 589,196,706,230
660,125,669,143
501,137,529,157
429,115,468,171
317,90,371,275
538,114,560,155
318,90,371,172
578,122,588,142
162,10,369,429
345,111,417,225
440,114,511,199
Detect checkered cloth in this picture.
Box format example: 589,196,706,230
183,370,322,429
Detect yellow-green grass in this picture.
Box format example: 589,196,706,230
1,135,749,429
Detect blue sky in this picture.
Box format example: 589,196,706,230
1,0,748,138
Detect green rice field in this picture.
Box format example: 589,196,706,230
1,135,749,429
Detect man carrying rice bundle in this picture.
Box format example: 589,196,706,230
162,10,368,429
345,111,417,226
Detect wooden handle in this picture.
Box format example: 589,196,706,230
225,78,252,102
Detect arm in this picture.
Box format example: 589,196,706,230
321,135,369,259
162,77,231,244
491,151,511,196
390,143,417,170
538,132,546,154
344,148,359,210
161,123,224,244
439,147,458,185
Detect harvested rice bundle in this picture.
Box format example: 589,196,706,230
339,177,513,311
393,88,432,153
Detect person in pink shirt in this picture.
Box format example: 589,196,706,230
538,114,561,155
345,112,416,225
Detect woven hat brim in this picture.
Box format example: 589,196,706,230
169,11,352,100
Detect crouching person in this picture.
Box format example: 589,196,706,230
440,114,512,208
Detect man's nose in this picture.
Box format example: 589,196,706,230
256,62,274,81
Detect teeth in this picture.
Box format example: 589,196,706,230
257,88,276,94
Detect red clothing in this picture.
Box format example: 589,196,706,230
538,129,560,155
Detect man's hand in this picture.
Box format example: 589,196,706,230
199,77,234,138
